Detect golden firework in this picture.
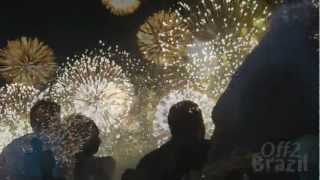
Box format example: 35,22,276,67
137,10,192,66
0,37,57,87
102,0,141,16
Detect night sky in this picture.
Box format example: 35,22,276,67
0,0,179,62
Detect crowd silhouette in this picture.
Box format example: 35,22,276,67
0,1,318,180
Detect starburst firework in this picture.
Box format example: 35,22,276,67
50,48,136,156
0,83,40,152
154,89,215,146
102,0,141,16
0,37,57,87
137,10,192,66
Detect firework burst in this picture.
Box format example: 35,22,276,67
176,0,271,40
102,0,141,16
154,89,216,146
185,35,256,97
0,37,57,87
0,83,40,152
137,10,192,66
49,48,136,156
175,0,272,98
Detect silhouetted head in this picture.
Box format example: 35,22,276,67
66,114,101,157
168,100,205,141
30,100,61,133
31,138,43,152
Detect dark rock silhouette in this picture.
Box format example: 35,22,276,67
133,101,210,180
204,1,318,180
209,0,318,159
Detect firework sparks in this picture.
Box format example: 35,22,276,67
176,0,271,40
175,0,272,98
154,89,215,146
102,0,141,16
0,83,40,152
137,10,192,66
51,56,134,131
43,114,98,168
50,48,136,156
185,35,256,97
0,37,57,87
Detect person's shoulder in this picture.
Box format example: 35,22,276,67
2,134,36,157
139,149,160,163
4,134,34,148
137,148,163,169
138,141,175,168
91,156,116,179
91,156,116,172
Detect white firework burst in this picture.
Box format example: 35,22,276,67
0,83,40,152
154,89,216,146
50,49,135,156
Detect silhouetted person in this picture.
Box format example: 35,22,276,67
23,138,55,180
134,100,210,180
69,114,115,180
1,100,61,180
